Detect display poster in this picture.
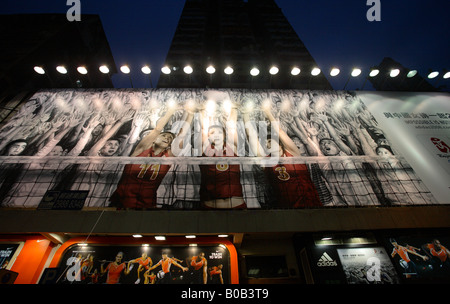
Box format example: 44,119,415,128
337,247,400,284
383,234,450,283
50,243,230,284
0,89,446,210
0,243,20,269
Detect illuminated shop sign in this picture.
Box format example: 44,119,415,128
0,89,447,210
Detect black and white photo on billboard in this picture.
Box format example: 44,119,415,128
0,88,438,209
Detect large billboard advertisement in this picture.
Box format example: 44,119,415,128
48,243,230,284
0,89,447,209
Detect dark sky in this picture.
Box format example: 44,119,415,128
2,0,449,91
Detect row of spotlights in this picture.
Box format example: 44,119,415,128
33,65,450,80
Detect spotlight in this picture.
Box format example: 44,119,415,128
369,69,379,77
141,66,151,74
444,71,450,79
34,66,45,74
56,66,68,74
269,66,279,75
183,65,193,74
428,71,439,79
351,68,361,77
250,67,260,76
161,66,171,75
311,67,321,76
77,66,88,75
120,65,130,74
330,68,340,77
224,66,234,75
291,67,301,76
99,65,110,74
155,236,166,241
407,70,417,78
390,69,400,77
206,65,216,74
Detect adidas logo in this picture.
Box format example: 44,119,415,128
317,252,338,267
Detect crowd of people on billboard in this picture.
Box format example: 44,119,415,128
58,245,227,285
0,88,438,209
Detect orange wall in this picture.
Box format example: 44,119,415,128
1,235,55,284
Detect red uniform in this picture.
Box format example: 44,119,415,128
111,147,171,208
199,145,244,203
105,262,126,284
426,243,449,262
265,151,322,208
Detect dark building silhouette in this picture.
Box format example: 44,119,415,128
157,0,332,90
0,14,117,96
368,57,441,92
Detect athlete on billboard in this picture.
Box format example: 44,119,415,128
147,251,188,284
110,102,194,209
188,252,208,284
198,100,247,209
422,239,450,270
208,264,224,284
100,251,131,284
390,238,429,278
244,101,322,208
127,252,153,284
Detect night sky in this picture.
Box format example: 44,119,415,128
2,0,449,91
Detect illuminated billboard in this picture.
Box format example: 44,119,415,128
0,89,447,209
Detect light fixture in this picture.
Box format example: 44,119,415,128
311,67,321,76
351,68,361,77
189,244,198,247
183,65,193,74
185,235,196,239
369,69,379,77
34,66,45,74
444,71,450,79
155,236,166,241
428,71,439,79
142,244,150,247
99,65,110,74
250,67,260,76
390,68,400,78
56,66,68,74
133,234,143,238
161,66,171,75
120,65,130,74
206,65,216,74
269,66,279,75
224,66,234,75
78,243,88,247
330,68,340,77
141,66,151,74
218,234,229,238
407,70,417,78
77,66,88,75
291,67,301,76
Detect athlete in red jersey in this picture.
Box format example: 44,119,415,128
128,252,153,284
423,239,450,266
148,252,188,284
110,104,194,209
100,252,130,284
390,239,428,278
189,252,208,284
199,102,246,209
209,264,224,284
243,103,322,208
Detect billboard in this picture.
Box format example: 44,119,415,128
48,243,230,284
0,89,447,209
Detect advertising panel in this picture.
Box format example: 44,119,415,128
337,247,400,284
383,234,450,283
50,243,230,284
0,89,446,209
